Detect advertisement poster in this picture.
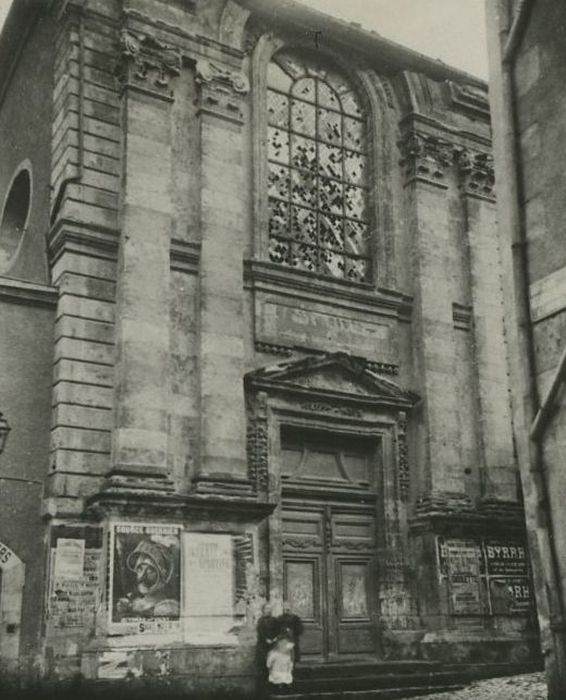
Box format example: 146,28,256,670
437,538,484,616
53,538,85,581
184,533,233,617
110,523,181,634
437,536,534,617
484,540,529,577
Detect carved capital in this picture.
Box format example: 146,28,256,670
457,149,496,201
117,29,182,98
195,59,249,123
398,131,455,188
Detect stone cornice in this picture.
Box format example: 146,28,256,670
0,277,58,309
122,7,244,61
47,219,120,264
410,492,525,535
245,259,413,323
85,489,275,524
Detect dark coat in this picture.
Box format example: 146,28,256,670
256,614,280,670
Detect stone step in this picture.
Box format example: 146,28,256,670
295,662,441,680
270,683,466,700
292,670,472,693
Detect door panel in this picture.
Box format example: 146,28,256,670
282,501,378,660
334,557,376,654
283,556,325,656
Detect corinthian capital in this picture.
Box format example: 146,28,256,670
457,149,496,200
398,131,455,188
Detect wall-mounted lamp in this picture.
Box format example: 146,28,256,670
0,413,11,454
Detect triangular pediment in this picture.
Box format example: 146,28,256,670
246,352,419,408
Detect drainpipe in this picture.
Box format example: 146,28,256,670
490,0,566,694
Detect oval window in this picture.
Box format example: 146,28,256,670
0,166,32,271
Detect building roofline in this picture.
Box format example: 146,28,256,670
0,0,47,107
237,0,487,89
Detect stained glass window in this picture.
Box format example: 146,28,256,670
267,50,370,282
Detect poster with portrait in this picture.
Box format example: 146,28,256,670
110,523,181,635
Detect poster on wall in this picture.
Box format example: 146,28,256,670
437,536,535,617
184,533,234,616
53,538,85,581
484,540,529,576
110,523,182,635
445,539,483,616
437,538,484,615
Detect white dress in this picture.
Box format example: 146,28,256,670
267,641,294,685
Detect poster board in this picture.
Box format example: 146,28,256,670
183,533,234,616
109,523,182,636
437,536,534,617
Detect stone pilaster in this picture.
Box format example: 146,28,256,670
193,59,252,494
399,127,465,496
109,29,181,488
457,148,518,502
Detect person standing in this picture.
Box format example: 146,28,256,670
267,628,295,694
278,601,304,664
256,603,279,690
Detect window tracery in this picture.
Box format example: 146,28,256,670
266,50,370,282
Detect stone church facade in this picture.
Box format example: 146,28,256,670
0,0,538,691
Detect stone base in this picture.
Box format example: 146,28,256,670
191,474,254,496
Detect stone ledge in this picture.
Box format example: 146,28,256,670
244,259,413,322
85,489,275,524
0,277,58,308
410,493,525,534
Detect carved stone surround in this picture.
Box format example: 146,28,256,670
245,352,419,502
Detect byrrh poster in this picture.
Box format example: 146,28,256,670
110,523,181,634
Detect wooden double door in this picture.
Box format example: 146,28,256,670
282,500,378,660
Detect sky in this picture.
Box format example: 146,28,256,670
0,0,488,79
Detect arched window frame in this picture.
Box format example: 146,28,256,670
251,37,396,288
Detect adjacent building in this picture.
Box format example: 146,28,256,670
487,1,566,698
0,0,539,692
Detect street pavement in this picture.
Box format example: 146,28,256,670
417,672,546,699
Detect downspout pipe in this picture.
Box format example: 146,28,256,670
503,0,535,63
493,0,566,692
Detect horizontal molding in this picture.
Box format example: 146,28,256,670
452,302,473,331
0,276,58,308
48,218,120,264
244,259,413,322
170,238,200,274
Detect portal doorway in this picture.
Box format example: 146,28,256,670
279,427,380,661
282,502,378,660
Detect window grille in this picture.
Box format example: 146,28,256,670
266,50,370,282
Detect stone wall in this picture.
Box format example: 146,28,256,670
0,0,539,685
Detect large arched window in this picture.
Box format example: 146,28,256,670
266,49,370,282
